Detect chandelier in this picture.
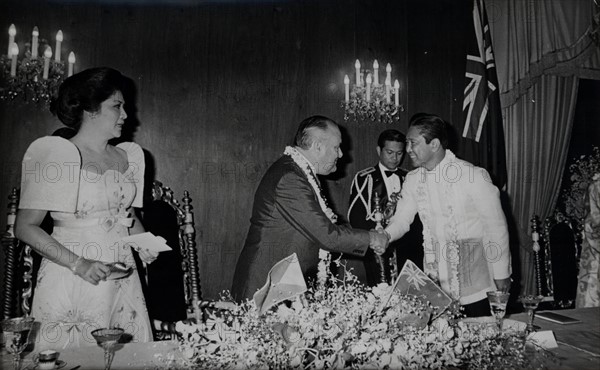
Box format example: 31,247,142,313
341,59,404,124
1,24,76,107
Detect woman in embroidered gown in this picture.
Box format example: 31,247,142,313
15,67,157,350
576,174,600,307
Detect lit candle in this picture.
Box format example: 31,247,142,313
55,30,63,62
344,75,350,103
31,26,39,59
43,46,52,79
366,73,372,102
385,76,391,103
8,24,16,57
9,43,19,77
386,63,392,83
394,79,400,106
373,60,379,85
68,51,75,76
355,59,361,86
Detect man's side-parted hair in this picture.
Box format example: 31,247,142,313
294,115,337,150
409,113,450,149
377,129,406,149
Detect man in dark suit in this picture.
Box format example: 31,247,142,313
232,116,389,301
347,129,423,286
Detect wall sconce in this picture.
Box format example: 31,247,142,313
1,24,76,107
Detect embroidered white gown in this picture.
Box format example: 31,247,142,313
19,136,152,350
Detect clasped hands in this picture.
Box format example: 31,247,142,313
368,229,391,256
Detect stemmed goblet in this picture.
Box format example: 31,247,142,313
520,294,544,333
487,291,510,334
91,328,124,370
1,316,36,370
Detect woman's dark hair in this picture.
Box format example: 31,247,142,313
409,113,450,149
50,67,125,131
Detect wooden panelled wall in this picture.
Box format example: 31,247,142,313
0,0,470,299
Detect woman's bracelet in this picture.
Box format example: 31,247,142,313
70,256,84,274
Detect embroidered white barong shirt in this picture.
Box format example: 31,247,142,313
386,150,511,305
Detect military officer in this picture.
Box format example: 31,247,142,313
346,129,423,286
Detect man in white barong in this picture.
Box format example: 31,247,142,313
383,113,511,317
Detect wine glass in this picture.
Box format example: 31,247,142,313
1,316,35,370
91,328,124,370
486,291,510,334
520,294,544,333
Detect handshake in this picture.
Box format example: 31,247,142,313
368,229,391,255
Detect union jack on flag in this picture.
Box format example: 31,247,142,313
463,0,498,142
378,260,452,314
459,0,507,188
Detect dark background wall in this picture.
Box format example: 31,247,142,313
0,0,469,299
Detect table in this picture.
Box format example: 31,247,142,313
508,307,600,370
2,307,599,369
1,340,180,370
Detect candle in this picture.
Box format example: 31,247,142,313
10,43,19,77
344,75,350,103
373,60,379,85
68,51,75,76
355,59,361,86
8,24,16,57
532,231,540,252
386,63,392,83
55,30,63,62
43,46,52,79
31,26,39,59
366,73,372,102
385,76,391,103
394,79,400,106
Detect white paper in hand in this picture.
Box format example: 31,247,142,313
121,232,172,253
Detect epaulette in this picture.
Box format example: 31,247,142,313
357,167,376,177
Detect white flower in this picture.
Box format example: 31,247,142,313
371,283,391,298
182,347,195,360
351,343,368,355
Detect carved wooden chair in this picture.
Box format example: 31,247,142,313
1,188,40,320
143,181,202,339
531,212,580,309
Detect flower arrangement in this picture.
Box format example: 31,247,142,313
168,264,554,370
0,48,66,107
562,146,600,226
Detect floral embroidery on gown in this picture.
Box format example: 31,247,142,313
576,175,600,308
19,136,152,350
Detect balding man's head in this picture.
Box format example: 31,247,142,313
293,115,343,175
294,116,338,150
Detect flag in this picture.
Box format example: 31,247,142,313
253,253,307,315
459,0,507,188
378,260,452,315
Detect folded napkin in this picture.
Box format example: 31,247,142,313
121,232,172,253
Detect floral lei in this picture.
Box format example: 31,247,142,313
283,146,337,287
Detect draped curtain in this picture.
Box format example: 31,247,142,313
488,0,600,294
